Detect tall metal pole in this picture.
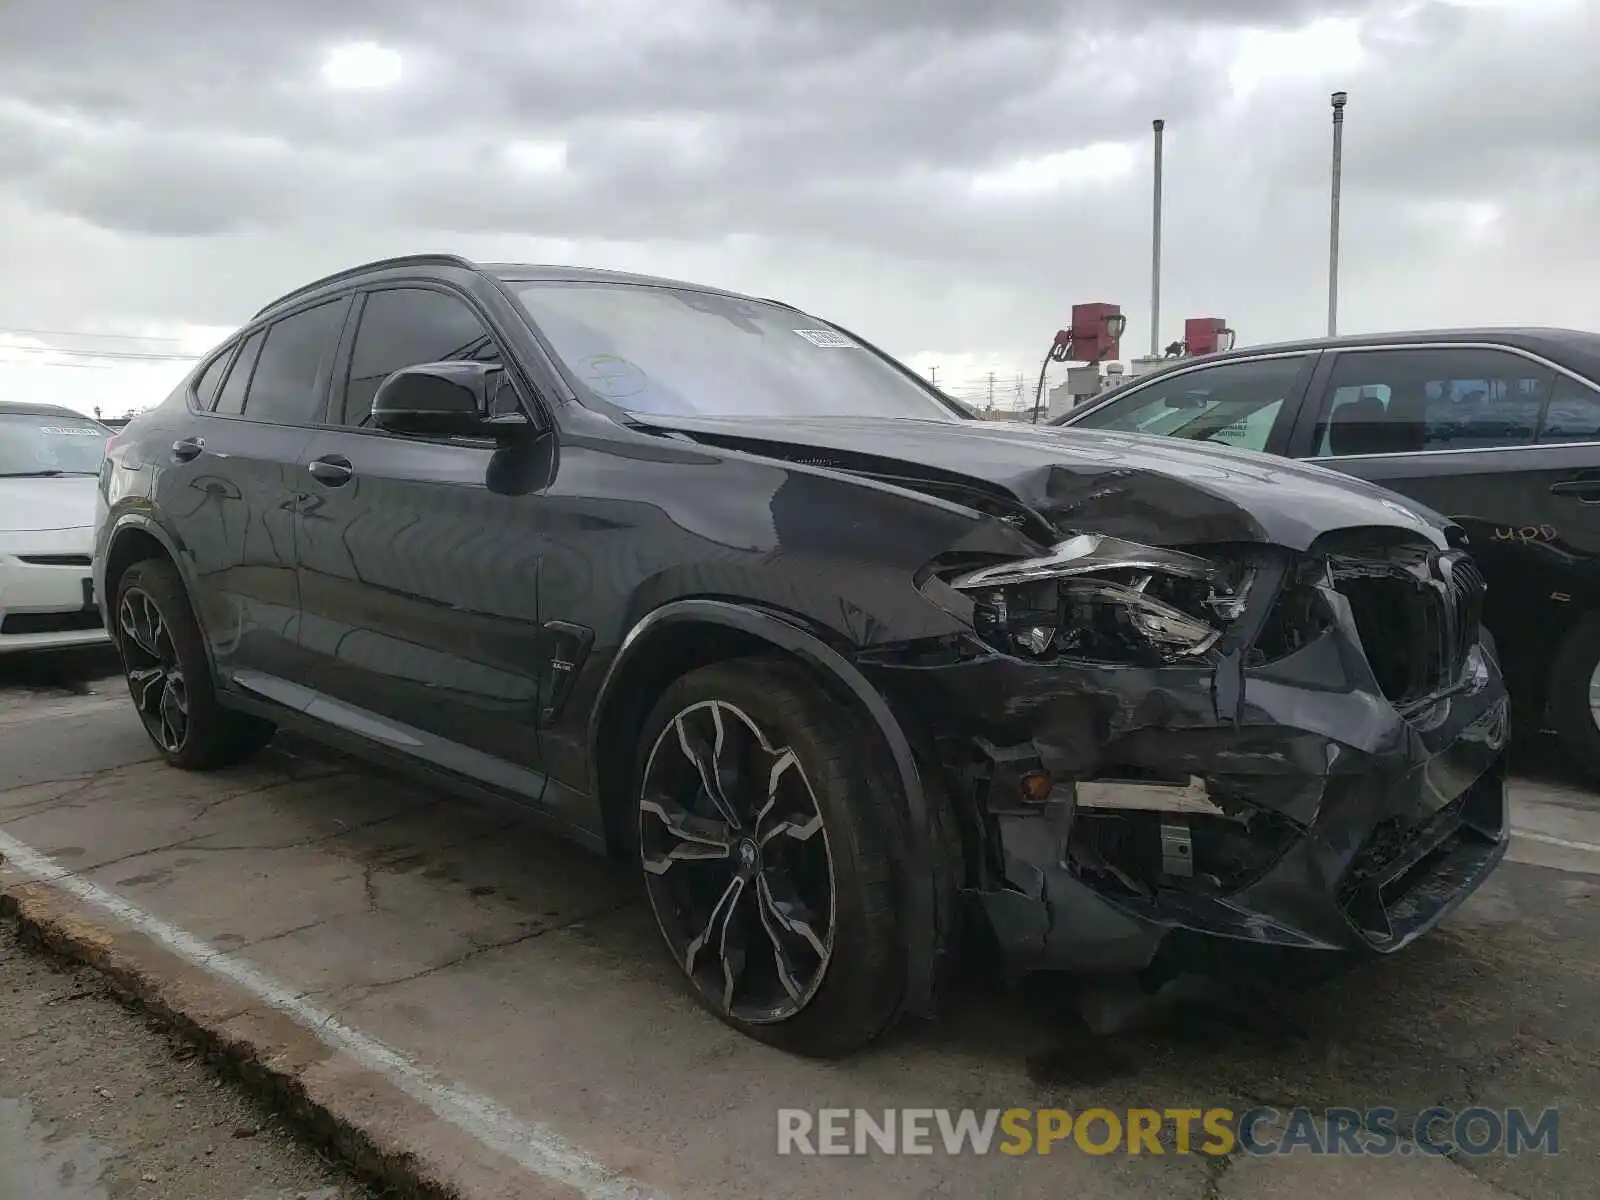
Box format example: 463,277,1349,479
1150,118,1165,357
1327,91,1347,337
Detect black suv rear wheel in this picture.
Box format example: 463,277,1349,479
633,658,905,1057
113,559,275,770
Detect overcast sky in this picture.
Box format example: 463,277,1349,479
0,0,1595,414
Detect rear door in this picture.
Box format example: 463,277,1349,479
1061,352,1319,456
1283,343,1600,702
153,296,351,689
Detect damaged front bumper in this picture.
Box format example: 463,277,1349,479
864,536,1511,977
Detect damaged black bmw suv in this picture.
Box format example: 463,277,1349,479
95,255,1510,1056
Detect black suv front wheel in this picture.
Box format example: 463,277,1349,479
113,558,275,770
634,659,905,1057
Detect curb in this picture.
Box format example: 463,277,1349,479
0,879,568,1200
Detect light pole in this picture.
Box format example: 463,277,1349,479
1327,91,1347,337
1151,118,1165,358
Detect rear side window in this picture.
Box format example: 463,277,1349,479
191,347,232,409
213,330,264,416
341,288,500,426
243,299,348,425
1312,347,1554,456
1538,374,1600,443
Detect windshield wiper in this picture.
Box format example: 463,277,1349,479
0,469,87,477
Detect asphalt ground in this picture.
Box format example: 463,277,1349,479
0,647,1595,1199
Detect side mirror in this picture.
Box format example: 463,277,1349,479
370,362,528,437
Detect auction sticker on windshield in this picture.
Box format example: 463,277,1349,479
794,328,857,348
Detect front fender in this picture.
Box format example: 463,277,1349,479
586,597,946,1017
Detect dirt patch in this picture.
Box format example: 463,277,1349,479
0,918,373,1200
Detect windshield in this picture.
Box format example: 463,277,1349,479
511,281,962,421
0,413,110,476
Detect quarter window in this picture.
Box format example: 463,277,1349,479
213,330,264,416
191,347,232,410
1068,357,1305,453
242,299,348,425
1312,347,1554,457
341,288,502,426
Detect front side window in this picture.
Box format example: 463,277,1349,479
1312,347,1554,457
0,412,110,476
510,281,962,421
1067,357,1304,452
243,299,348,425
342,288,502,426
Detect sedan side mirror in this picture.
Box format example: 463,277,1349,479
371,362,528,437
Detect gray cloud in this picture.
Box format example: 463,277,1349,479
0,0,1596,387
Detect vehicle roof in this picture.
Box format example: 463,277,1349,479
1055,326,1600,423
484,262,779,306
252,253,793,321
1146,327,1599,381
1227,326,1596,362
0,401,98,420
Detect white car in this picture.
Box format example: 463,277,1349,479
0,403,113,653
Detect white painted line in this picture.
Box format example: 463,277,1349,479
0,830,665,1200
1513,828,1600,855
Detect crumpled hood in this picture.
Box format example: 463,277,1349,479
0,474,100,533
629,413,1452,552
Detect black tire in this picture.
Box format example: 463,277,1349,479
112,558,275,770
1548,614,1600,783
633,657,906,1057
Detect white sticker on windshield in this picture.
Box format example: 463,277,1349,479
38,426,105,437
794,328,856,348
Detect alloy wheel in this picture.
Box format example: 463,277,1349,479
118,587,190,754
639,699,837,1024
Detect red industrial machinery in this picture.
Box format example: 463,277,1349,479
1182,317,1236,357
1032,303,1126,422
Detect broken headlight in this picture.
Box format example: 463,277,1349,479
945,534,1254,664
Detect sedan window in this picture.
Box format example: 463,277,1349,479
1066,357,1303,452
1311,347,1553,456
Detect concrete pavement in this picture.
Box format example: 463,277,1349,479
0,669,1595,1199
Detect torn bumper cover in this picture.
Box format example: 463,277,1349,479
865,529,1510,975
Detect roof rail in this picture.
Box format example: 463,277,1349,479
251,253,478,319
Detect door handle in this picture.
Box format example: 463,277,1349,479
308,455,354,486
171,436,205,462
1549,477,1600,502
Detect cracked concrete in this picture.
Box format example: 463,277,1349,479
0,664,1595,1199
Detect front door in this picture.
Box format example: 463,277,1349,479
292,285,550,798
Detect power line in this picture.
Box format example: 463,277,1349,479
0,357,112,371
0,344,199,364
0,325,190,344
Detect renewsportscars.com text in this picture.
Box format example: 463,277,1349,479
776,1106,1561,1158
